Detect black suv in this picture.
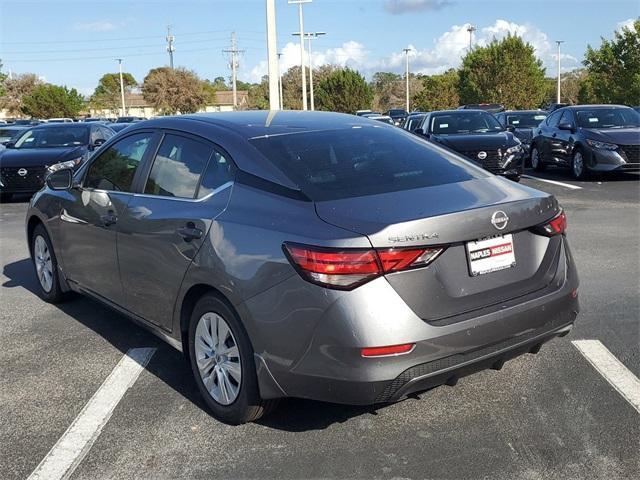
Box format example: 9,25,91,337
384,109,408,126
530,105,640,179
495,110,548,159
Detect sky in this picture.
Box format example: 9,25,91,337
0,0,638,97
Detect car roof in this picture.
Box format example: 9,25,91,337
503,110,547,114
429,109,490,115
28,122,91,129
152,111,379,139
566,104,632,110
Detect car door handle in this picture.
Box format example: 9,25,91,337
177,223,203,241
100,211,117,226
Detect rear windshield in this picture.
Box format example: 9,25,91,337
249,126,486,201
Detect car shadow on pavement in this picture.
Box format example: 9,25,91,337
3,257,387,431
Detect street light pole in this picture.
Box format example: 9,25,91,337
403,48,411,112
289,0,312,110
293,32,326,111
266,0,280,110
466,24,476,53
277,52,284,109
116,58,126,117
556,40,565,104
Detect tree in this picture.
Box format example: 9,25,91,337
141,67,206,114
0,73,42,116
580,20,640,105
413,69,460,111
458,35,547,109
21,84,85,118
543,69,588,106
0,60,7,98
89,72,137,113
315,68,373,113
247,77,269,110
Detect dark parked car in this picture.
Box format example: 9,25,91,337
0,125,29,145
459,103,505,114
116,116,146,123
11,119,43,126
544,103,570,113
0,123,114,201
530,105,640,179
415,110,525,181
495,110,548,158
362,113,395,125
26,112,578,424
384,109,408,126
402,112,427,132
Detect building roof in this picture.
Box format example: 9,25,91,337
122,90,248,108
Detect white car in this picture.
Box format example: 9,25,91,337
47,118,75,123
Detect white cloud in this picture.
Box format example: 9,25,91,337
74,21,119,32
616,18,637,32
247,19,580,82
384,0,454,15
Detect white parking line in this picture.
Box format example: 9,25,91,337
572,340,640,413
522,175,583,190
28,348,156,480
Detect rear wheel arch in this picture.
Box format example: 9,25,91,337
179,284,247,357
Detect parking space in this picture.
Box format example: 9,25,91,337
1,170,639,480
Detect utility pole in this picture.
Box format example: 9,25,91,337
116,58,126,117
403,48,411,112
266,0,280,110
556,40,564,104
166,25,175,69
223,32,244,109
277,52,284,109
289,0,311,110
466,24,476,53
293,32,326,111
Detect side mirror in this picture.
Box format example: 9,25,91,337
90,138,106,150
4,141,15,148
414,128,426,136
46,168,73,190
558,122,574,132
505,125,515,132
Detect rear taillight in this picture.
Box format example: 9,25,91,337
284,243,445,290
534,209,567,236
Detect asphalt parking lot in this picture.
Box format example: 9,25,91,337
1,169,639,480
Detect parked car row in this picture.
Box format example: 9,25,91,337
396,104,639,180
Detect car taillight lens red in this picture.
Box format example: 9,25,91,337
284,243,445,290
361,343,415,357
536,210,567,236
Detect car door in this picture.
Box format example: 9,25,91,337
58,131,157,303
117,131,235,330
554,109,576,165
538,109,563,162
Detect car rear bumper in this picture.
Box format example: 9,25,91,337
244,236,579,405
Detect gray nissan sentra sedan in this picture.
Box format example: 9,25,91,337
26,111,579,424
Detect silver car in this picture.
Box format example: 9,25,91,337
26,112,579,424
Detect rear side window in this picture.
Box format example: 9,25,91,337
85,133,152,191
144,134,212,199
197,150,234,198
249,126,486,201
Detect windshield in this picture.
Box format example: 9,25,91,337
249,126,486,201
431,112,503,134
505,112,547,128
575,108,640,129
14,127,89,149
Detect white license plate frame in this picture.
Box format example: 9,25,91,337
466,234,516,277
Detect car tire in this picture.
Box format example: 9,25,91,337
571,148,588,180
31,224,66,303
187,293,278,424
531,146,545,171
0,193,12,203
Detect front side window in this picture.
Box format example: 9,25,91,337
144,134,212,199
85,133,153,192
546,110,563,128
560,110,575,127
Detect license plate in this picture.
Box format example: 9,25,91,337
466,234,516,276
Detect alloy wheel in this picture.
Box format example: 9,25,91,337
194,312,242,405
573,152,584,178
531,148,540,169
34,235,53,293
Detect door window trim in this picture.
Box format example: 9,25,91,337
80,129,160,194
135,128,237,202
